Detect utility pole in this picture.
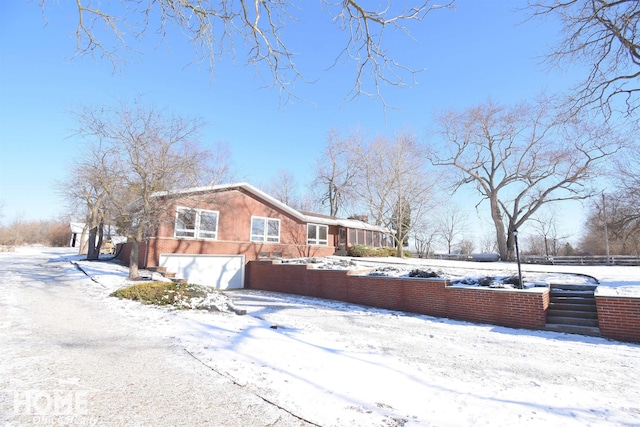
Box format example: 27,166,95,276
602,192,611,264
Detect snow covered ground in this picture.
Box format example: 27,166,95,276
285,255,640,295
1,247,639,426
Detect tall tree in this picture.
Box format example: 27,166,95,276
358,132,434,257
313,129,363,217
73,99,231,279
529,0,640,116
44,1,454,105
428,97,622,261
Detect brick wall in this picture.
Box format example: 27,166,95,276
596,296,640,343
116,238,337,268
247,260,549,330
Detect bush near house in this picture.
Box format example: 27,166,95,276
347,245,412,258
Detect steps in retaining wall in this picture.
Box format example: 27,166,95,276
546,283,600,337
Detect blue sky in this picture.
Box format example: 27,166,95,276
1,0,593,244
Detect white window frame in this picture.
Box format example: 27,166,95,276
251,216,280,243
307,224,329,246
174,207,219,240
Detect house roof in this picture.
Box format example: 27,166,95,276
153,182,392,233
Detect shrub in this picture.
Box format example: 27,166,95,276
110,281,232,311
347,246,408,258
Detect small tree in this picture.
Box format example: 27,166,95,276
264,169,301,209
413,221,438,258
530,209,568,257
74,99,232,279
435,204,468,254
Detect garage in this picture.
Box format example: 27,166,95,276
158,254,245,290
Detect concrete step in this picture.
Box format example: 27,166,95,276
545,323,601,337
550,290,596,299
546,315,599,327
549,302,597,312
549,284,597,292
547,308,598,319
549,295,596,305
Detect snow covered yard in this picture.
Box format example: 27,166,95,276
1,247,640,426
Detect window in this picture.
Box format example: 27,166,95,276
198,210,218,239
373,232,380,247
307,224,328,246
175,208,196,238
174,207,218,239
251,216,280,243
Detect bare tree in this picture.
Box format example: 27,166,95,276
0,216,69,247
530,209,569,256
358,132,434,257
580,193,640,255
479,232,498,254
528,0,640,116
42,1,454,105
58,145,116,258
580,144,640,255
615,143,640,223
412,220,438,258
428,97,622,261
74,99,231,279
458,239,475,255
435,204,468,254
263,169,302,209
313,129,363,216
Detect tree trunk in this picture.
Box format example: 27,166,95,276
490,197,509,261
87,226,99,260
78,224,89,255
128,240,140,280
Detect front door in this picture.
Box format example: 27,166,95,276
338,227,347,253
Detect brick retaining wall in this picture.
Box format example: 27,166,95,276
596,296,640,343
246,260,549,331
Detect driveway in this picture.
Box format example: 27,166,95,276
0,248,311,426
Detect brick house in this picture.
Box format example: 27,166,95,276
116,182,392,288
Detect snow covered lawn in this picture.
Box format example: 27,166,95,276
1,247,639,426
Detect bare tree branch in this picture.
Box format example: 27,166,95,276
43,0,455,105
528,0,640,117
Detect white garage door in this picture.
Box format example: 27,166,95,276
158,254,245,290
